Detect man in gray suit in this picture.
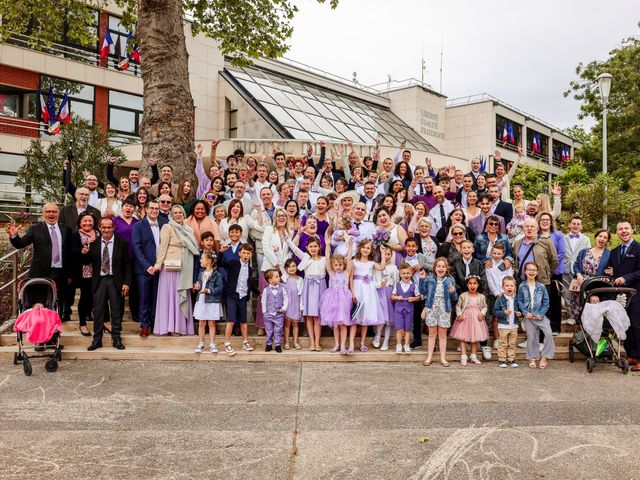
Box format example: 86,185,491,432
563,216,591,324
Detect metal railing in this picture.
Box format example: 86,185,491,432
4,32,142,77
0,248,31,319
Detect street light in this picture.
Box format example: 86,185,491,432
597,72,613,230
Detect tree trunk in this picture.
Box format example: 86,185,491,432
137,0,195,183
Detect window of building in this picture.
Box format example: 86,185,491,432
526,128,549,160
108,90,143,136
229,109,238,139
495,115,522,152
222,66,438,152
107,16,141,75
0,87,37,119
552,140,571,167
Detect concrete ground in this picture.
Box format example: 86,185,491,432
0,359,639,479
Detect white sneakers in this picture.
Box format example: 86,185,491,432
197,342,218,353
380,343,389,351
403,344,411,354
396,344,403,354
493,339,500,350
372,337,381,349
195,342,205,353
210,343,218,353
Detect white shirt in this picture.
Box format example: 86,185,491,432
148,220,160,250
48,223,63,268
428,200,454,235
486,260,514,297
352,220,376,246
236,260,250,298
88,190,99,207
100,238,114,276
498,294,517,328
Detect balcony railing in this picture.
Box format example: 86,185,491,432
4,32,141,77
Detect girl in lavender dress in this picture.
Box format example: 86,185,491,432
373,246,399,351
286,233,327,352
349,240,389,355
320,234,354,355
282,258,304,350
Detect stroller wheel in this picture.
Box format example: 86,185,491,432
620,358,629,375
586,357,595,373
23,360,32,376
568,345,575,363
45,359,58,373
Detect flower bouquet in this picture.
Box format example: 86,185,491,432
372,229,390,249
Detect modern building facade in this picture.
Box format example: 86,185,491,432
0,4,580,198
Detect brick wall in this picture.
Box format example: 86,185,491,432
0,65,40,90
0,116,39,138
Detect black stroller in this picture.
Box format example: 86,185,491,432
12,278,63,376
568,276,635,374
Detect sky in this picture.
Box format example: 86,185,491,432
286,0,640,131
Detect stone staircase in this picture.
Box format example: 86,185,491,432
0,307,577,362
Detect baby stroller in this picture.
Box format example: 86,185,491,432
13,278,63,376
568,276,636,374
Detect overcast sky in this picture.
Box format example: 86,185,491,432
287,0,639,130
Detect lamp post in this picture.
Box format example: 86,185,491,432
597,72,613,230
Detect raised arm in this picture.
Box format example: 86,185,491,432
373,244,389,271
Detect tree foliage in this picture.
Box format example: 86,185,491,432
15,117,125,204
557,159,590,187
564,25,640,184
510,163,548,199
1,0,339,66
563,173,640,231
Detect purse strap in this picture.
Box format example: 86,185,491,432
519,242,536,270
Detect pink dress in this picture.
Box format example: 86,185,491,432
450,295,489,343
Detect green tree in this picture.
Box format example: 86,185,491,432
564,26,640,184
0,0,339,183
563,173,640,231
557,159,590,187
16,117,125,204
510,163,548,199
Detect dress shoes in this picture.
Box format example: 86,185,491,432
139,327,149,337
112,338,125,350
87,341,103,351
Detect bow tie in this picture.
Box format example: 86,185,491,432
149,222,158,227
569,234,580,239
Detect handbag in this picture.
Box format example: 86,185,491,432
164,259,182,271
569,279,580,292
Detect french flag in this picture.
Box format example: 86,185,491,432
508,121,516,144
532,133,539,153
38,85,50,124
501,124,508,144
99,30,114,59
57,93,70,125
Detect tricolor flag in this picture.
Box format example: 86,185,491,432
507,121,516,145
561,146,570,162
532,132,539,153
501,123,508,145
57,93,70,125
99,30,114,59
480,155,486,173
38,85,50,124
114,35,129,70
126,32,141,64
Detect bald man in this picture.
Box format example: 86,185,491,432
8,203,72,315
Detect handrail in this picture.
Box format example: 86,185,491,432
0,248,30,318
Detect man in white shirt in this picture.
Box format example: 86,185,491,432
563,216,591,323
351,203,377,245
224,180,254,215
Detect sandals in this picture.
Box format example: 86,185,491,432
529,360,537,369
423,359,433,366
440,360,450,368
539,359,548,369
284,343,290,350
359,344,369,353
330,345,340,353
346,347,354,356
293,342,302,350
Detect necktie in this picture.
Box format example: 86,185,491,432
621,245,627,261
102,241,111,275
439,204,446,229
355,222,361,231
50,225,60,264
419,183,425,195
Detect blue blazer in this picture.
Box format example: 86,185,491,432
220,257,259,300
131,216,169,276
573,248,611,277
419,275,458,312
607,241,640,302
516,281,549,318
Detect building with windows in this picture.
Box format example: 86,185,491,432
0,5,580,198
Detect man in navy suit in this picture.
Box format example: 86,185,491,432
220,224,243,265
131,200,168,337
488,186,513,226
607,221,640,370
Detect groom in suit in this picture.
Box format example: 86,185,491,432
131,200,168,337
607,221,640,370
9,203,72,314
81,217,132,351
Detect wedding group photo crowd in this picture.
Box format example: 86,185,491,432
9,140,640,371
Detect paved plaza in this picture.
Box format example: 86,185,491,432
0,360,639,479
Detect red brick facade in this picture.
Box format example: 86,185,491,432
0,65,40,90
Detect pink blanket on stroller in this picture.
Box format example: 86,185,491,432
14,308,62,344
